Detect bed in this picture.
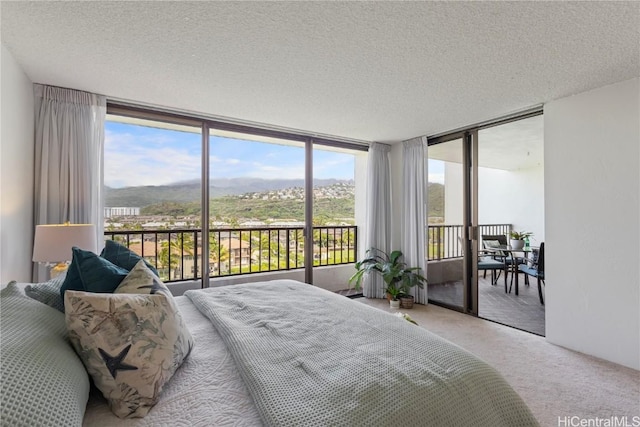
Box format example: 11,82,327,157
1,277,539,427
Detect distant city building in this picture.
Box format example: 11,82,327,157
240,220,267,227
270,221,305,227
142,222,166,228
104,207,140,217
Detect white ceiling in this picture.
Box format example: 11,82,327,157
429,114,543,171
1,1,638,143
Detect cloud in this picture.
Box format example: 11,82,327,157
105,131,201,187
105,126,356,187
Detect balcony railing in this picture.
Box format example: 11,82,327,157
104,226,357,283
427,223,512,261
104,223,508,282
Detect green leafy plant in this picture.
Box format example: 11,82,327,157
509,230,533,240
349,248,427,300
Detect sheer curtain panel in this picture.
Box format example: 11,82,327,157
401,137,428,304
363,142,392,298
33,84,106,280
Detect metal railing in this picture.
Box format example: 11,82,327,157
427,223,512,261
104,225,357,282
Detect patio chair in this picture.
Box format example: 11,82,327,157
459,237,507,290
516,242,545,304
481,234,525,291
478,252,508,289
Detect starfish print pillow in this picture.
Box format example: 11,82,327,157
64,262,194,418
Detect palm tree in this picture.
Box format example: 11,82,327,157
158,232,194,280
249,230,286,270
209,231,229,275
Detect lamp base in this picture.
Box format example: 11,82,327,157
50,262,69,278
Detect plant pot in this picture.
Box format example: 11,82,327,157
399,295,414,309
510,239,524,250
389,299,400,309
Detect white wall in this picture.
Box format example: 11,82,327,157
443,162,464,224
545,77,639,370
444,162,545,243
168,264,356,296
477,166,545,243
1,45,34,283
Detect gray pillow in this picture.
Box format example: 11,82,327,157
0,282,90,426
24,272,67,312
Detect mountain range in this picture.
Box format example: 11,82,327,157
105,178,353,207
105,178,444,218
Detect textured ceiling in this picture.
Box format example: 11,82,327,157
1,1,639,143
429,115,543,171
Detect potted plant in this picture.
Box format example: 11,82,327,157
509,231,532,250
349,248,427,308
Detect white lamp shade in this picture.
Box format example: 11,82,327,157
32,224,97,263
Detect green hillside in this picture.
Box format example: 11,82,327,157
428,182,444,217
137,181,445,222
105,178,350,207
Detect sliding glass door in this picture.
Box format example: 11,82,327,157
426,137,467,310
476,115,545,335
427,111,545,335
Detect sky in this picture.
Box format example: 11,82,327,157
428,160,444,185
105,121,357,188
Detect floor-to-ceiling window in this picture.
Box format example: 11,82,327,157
104,115,202,283
104,105,366,290
207,130,308,279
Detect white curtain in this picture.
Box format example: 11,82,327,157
363,142,392,298
401,136,428,304
33,84,106,280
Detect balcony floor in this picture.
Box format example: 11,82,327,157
424,273,545,336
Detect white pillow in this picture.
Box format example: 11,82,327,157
484,240,502,248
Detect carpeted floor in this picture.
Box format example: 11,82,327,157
356,297,640,427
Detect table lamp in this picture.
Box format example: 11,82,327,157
32,223,97,278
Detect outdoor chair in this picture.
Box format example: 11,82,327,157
516,242,545,304
459,237,508,290
481,234,525,291
478,252,508,290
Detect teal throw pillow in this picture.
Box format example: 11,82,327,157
101,239,159,276
60,247,130,303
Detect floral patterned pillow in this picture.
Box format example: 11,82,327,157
64,261,194,418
